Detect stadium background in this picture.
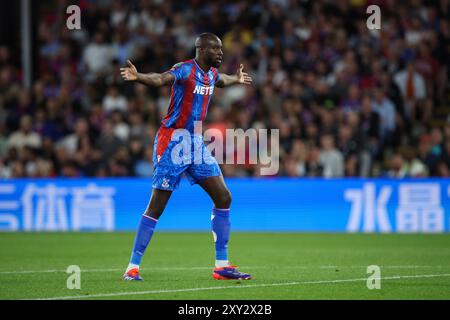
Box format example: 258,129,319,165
1,0,450,301
0,0,449,233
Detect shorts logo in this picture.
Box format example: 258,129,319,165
157,155,161,162
162,178,170,189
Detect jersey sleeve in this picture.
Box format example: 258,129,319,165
167,62,189,83
213,68,221,83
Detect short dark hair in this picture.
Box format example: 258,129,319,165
195,33,220,48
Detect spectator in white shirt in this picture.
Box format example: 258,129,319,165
7,115,42,152
319,134,344,177
394,61,426,119
82,32,114,77
394,61,426,101
102,85,128,113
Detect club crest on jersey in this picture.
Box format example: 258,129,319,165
161,178,170,189
193,85,214,95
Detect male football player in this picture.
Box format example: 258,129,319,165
120,33,253,280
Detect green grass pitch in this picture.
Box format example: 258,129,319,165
1,232,450,300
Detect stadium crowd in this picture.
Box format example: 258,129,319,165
1,0,450,178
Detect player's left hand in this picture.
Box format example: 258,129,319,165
236,64,252,85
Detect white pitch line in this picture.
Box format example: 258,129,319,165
0,266,251,275
33,273,450,300
1,265,450,275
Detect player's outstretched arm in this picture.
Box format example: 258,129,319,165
120,60,175,87
216,64,252,88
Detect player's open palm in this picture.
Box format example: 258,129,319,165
120,60,138,81
236,64,252,85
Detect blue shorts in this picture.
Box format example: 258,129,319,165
152,128,222,191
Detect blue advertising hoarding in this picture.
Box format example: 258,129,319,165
0,178,449,233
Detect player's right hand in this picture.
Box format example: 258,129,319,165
120,60,138,81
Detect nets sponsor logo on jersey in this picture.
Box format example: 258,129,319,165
193,85,214,95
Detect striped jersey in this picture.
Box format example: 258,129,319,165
161,59,221,134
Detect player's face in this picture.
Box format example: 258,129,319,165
204,39,223,68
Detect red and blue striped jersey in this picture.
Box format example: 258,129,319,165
161,59,220,134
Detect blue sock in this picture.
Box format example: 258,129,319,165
211,207,230,262
129,214,158,266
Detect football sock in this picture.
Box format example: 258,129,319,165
211,207,230,268
128,214,158,269
215,260,230,268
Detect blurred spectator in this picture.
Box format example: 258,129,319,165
83,32,115,79
95,119,123,161
430,127,444,157
394,61,426,119
403,148,428,177
7,115,42,152
341,84,362,114
384,153,409,178
417,133,439,174
360,96,380,142
319,134,344,177
371,86,396,143
135,146,154,178
102,85,128,113
305,147,323,177
57,118,90,156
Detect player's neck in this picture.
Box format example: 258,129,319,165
194,58,210,73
